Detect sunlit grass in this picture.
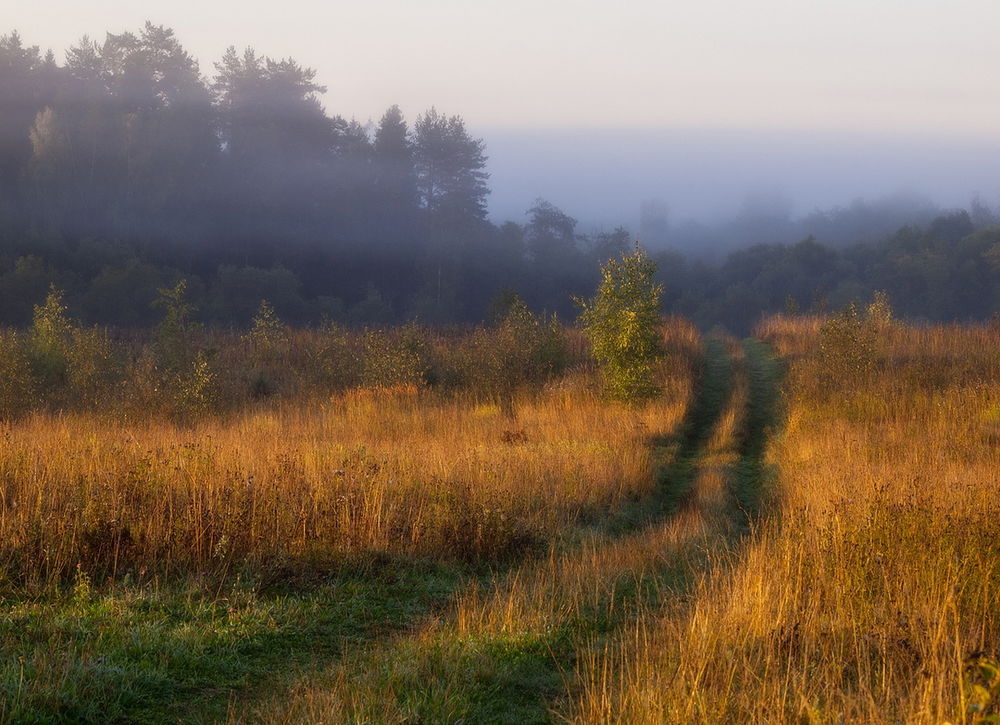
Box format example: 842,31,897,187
235,336,741,723
0,374,690,588
6,317,997,724
0,321,698,722
571,320,1000,724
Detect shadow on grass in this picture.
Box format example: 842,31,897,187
396,338,789,725
258,339,745,724
728,337,786,527
0,557,470,724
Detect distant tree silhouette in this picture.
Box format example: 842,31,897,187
525,198,577,268
0,24,996,333
413,108,489,224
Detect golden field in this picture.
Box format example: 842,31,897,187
568,318,1000,724
3,313,999,724
0,317,701,589
0,379,694,588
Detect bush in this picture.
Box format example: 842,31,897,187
818,302,877,390
153,279,201,374
362,323,434,389
577,246,664,402
503,300,567,382
244,299,288,357
151,280,216,418
27,286,72,395
308,322,362,392
0,330,35,419
172,352,215,419
243,300,290,399
866,289,893,330
448,296,567,402
66,327,118,407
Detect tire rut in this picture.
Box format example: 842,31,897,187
232,338,779,724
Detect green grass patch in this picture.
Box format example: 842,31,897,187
0,560,464,724
729,338,784,524
318,563,693,725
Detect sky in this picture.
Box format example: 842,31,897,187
7,0,1000,225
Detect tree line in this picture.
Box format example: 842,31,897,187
1,25,998,332
657,211,999,332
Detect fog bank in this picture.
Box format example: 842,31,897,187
486,127,1000,240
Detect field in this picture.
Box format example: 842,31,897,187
1,314,999,723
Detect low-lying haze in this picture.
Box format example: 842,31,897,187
485,128,1000,233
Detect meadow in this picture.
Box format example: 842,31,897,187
567,317,1000,724
1,299,998,723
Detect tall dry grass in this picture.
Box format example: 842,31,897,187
572,320,1000,724
0,318,700,589
235,337,739,723
0,386,689,587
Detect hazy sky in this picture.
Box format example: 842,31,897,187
7,0,1000,137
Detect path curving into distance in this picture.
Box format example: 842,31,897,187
232,337,785,724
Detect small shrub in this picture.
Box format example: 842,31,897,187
243,300,290,399
866,289,893,330
577,245,664,402
27,286,72,394
122,347,161,414
149,280,216,417
450,296,567,403
309,322,362,391
362,323,434,389
172,351,215,419
818,302,877,390
244,299,288,356
0,330,35,419
25,288,121,409
520,310,564,377
153,279,201,374
66,327,118,407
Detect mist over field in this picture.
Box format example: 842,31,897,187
486,127,1000,249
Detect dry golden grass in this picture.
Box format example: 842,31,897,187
451,345,746,639
10,313,998,723
233,338,740,723
572,320,1000,724
0,366,691,587
755,313,827,357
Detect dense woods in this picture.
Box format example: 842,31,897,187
1,26,998,332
